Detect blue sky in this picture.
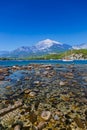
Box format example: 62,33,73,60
0,0,87,50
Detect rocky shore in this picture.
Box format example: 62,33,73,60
0,64,87,130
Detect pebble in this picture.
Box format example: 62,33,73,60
37,121,47,130
24,89,31,94
59,81,66,86
5,86,12,90
29,92,36,97
53,114,59,121
41,111,51,121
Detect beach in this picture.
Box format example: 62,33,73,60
0,63,87,129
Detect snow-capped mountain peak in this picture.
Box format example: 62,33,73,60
36,39,62,50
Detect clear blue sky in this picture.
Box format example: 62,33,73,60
0,0,87,50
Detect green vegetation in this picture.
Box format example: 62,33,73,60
71,49,87,58
0,57,19,60
0,57,12,60
25,49,87,60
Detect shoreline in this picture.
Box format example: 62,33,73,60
0,59,87,60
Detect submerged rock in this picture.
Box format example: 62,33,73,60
37,121,47,130
59,81,66,86
29,92,36,97
0,64,87,129
41,111,51,121
29,111,37,124
0,76,5,81
12,121,23,130
53,114,59,121
74,117,84,128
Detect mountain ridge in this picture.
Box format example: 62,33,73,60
73,43,87,50
0,39,87,58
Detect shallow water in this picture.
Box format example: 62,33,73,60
0,59,87,67
0,64,87,129
0,64,87,96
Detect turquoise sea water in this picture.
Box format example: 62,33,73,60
0,60,87,67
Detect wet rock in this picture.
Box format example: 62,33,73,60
84,87,87,97
83,76,87,82
29,111,37,124
46,67,53,70
35,71,40,76
12,66,21,70
27,65,33,70
34,100,40,110
33,81,40,86
59,81,66,86
23,126,31,130
0,100,22,116
12,121,23,130
66,126,72,130
41,111,51,121
31,125,38,130
42,65,53,70
0,76,5,80
53,114,59,121
24,77,30,80
13,125,21,130
60,95,70,102
65,119,71,125
24,89,31,94
85,110,87,116
0,124,4,130
0,68,9,74
74,117,84,128
0,69,3,74
5,86,12,90
0,102,8,110
29,92,36,97
37,121,47,130
43,71,48,76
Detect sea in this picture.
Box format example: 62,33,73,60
0,60,87,67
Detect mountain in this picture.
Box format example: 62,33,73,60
0,51,9,55
73,43,87,50
33,39,72,56
0,39,72,58
35,39,63,50
0,51,10,57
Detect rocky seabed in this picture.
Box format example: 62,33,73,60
0,64,87,130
